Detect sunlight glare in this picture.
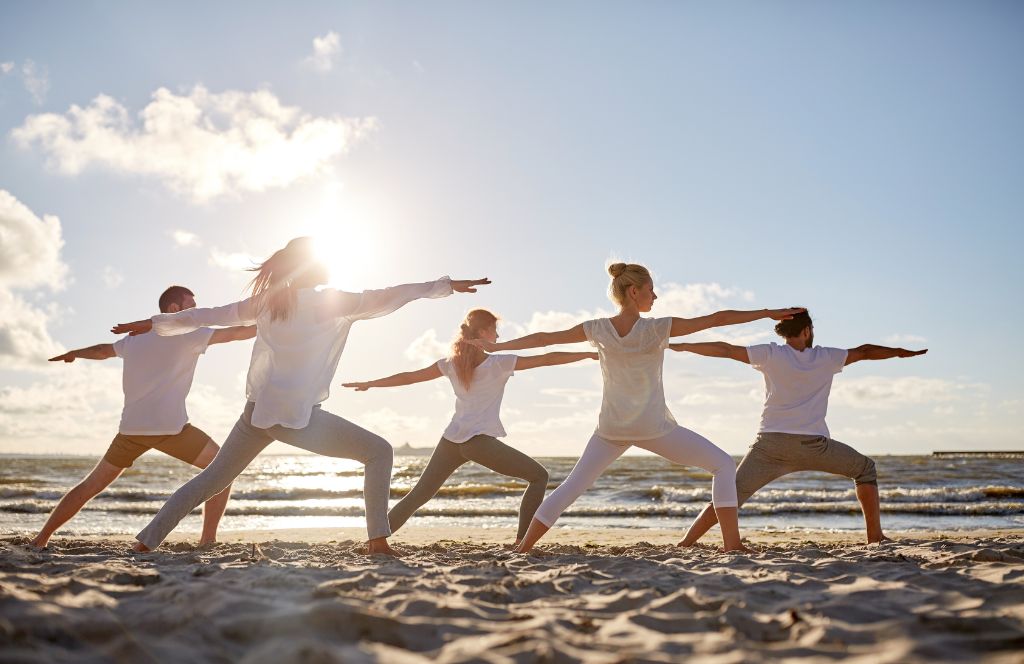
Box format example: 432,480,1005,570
304,181,380,291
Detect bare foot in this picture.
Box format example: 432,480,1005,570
29,536,48,549
132,541,152,553
366,538,401,557
676,538,697,548
722,543,754,554
197,539,218,549
869,535,893,545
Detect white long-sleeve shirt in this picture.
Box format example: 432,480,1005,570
151,278,454,429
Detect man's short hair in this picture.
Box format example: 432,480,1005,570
775,310,812,338
159,286,194,313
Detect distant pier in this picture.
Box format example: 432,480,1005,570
933,451,1024,458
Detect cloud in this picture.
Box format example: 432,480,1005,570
12,85,377,202
303,31,341,72
1,62,13,75
101,266,124,289
404,328,449,365
537,387,601,406
831,376,984,409
0,190,69,368
0,190,68,291
171,229,201,247
21,59,49,104
358,407,432,441
209,247,259,273
883,333,928,346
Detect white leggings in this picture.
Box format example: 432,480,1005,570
533,426,738,527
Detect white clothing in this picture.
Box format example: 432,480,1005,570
582,316,676,441
746,342,848,438
112,329,215,435
533,426,738,527
436,354,517,443
151,278,453,429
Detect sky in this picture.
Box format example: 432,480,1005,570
1,1,1021,457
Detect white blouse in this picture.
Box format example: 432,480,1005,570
583,316,677,441
151,278,454,429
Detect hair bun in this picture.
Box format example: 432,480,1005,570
608,262,627,278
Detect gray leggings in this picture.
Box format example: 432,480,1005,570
388,435,549,541
136,402,394,548
734,431,878,506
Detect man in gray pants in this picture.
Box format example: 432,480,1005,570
671,310,927,546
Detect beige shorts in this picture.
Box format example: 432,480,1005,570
103,424,213,468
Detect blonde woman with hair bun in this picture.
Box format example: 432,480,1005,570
470,261,804,553
344,309,597,546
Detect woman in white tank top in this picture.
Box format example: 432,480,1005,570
470,262,803,553
343,309,597,546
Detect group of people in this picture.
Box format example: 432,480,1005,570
34,236,927,555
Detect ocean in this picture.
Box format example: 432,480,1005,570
2,453,1022,538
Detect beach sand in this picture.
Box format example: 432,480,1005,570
2,528,1023,663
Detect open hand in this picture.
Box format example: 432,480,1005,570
465,338,499,352
452,278,491,293
341,382,372,391
111,319,153,336
897,348,928,358
768,307,807,321
48,351,76,363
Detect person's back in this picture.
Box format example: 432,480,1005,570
116,329,214,435
748,342,848,438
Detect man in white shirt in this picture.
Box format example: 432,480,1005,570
31,285,255,548
671,310,927,546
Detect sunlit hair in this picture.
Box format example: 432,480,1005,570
448,309,499,390
247,237,324,322
606,262,653,307
775,310,812,338
158,285,194,313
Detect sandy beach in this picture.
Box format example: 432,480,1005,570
2,528,1023,663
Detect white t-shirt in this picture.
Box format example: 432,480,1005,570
747,342,849,437
151,278,453,429
436,353,518,443
583,316,677,441
112,328,215,435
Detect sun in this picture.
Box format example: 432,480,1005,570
302,181,381,291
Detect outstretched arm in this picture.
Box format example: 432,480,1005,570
319,277,491,322
342,364,444,391
670,308,805,337
49,344,116,363
209,326,257,345
845,344,928,365
113,299,259,337
515,351,598,371
669,342,749,364
469,324,587,352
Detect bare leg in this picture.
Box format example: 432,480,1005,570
32,460,124,548
713,507,748,552
515,518,550,553
190,441,232,546
856,483,887,543
678,503,720,547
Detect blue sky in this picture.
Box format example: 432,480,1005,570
1,1,1021,456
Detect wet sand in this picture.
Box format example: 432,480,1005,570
2,528,1023,663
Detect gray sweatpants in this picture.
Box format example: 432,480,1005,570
137,402,393,548
734,431,877,506
388,435,549,541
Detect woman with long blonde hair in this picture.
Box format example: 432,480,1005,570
469,262,804,553
113,237,489,555
343,308,596,545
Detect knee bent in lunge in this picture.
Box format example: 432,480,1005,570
855,456,877,486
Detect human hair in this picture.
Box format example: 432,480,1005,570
775,310,813,338
607,262,653,306
158,285,194,313
247,237,322,322
448,309,499,389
